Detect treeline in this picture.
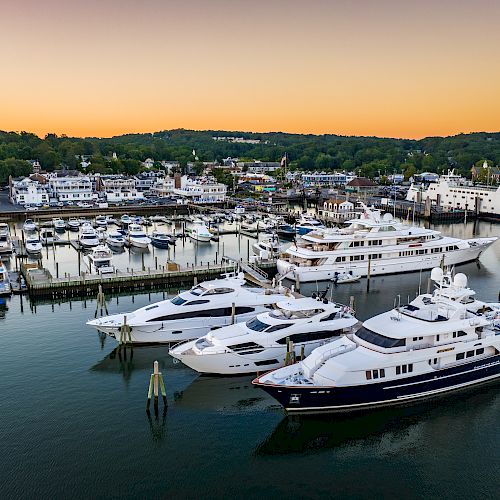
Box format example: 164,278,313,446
0,129,499,183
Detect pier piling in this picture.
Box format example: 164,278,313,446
146,360,167,412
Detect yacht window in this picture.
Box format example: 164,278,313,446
356,326,406,348
171,296,187,305
190,286,206,296
276,330,341,345
365,371,372,380
255,359,279,366
456,352,465,360
476,348,484,355
267,324,292,333
466,350,474,358
320,312,339,322
203,287,235,295
228,342,265,354
183,300,210,306
246,318,271,332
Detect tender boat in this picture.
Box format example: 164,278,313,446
151,231,170,248
53,218,66,233
0,263,11,296
252,233,283,259
254,268,500,413
106,231,126,248
85,245,114,274
86,274,292,343
25,235,43,255
277,204,497,282
23,219,37,232
188,222,212,243
332,271,361,284
40,228,59,245
0,224,13,254
67,218,81,231
127,224,151,248
169,295,359,375
78,224,99,248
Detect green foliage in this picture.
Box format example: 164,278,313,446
0,157,32,183
212,168,234,188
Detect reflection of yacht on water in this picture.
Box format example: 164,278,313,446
277,204,497,282
170,296,359,375
254,268,500,413
87,274,292,343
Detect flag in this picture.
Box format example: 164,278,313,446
192,149,196,157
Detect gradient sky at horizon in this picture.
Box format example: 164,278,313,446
1,0,499,139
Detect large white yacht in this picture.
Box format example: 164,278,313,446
277,205,496,282
78,224,99,248
169,296,359,375
0,223,13,254
85,245,114,274
254,268,500,413
86,274,292,343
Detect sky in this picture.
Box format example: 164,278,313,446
1,0,499,139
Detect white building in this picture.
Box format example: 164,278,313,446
238,161,281,174
48,175,96,202
174,176,227,203
319,199,357,220
135,171,164,192
150,177,175,197
302,172,357,187
99,176,144,203
10,178,49,205
141,158,155,169
406,170,500,215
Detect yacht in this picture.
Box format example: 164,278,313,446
0,263,11,296
86,274,292,343
295,214,325,236
151,231,171,248
170,296,359,375
25,235,43,255
120,214,132,226
0,224,13,254
277,223,296,240
53,218,66,233
254,268,500,413
95,216,108,228
189,222,212,243
252,233,283,259
127,224,151,248
277,205,497,282
40,228,59,245
85,245,114,274
106,231,126,248
23,219,37,232
78,224,99,248
67,218,81,231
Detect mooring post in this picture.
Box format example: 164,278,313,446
231,302,235,324
366,255,371,292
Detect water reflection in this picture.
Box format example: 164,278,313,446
256,382,500,456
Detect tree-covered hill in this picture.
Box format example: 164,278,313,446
0,128,499,183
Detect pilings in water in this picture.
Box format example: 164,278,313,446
119,315,132,346
94,284,109,318
146,360,167,414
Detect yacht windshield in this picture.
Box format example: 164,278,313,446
356,326,406,348
246,318,271,331
190,286,207,296
171,296,187,305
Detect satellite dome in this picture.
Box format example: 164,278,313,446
430,267,443,282
382,212,393,222
453,273,467,289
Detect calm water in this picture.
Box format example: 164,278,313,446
0,219,499,499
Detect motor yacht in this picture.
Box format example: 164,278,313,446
0,224,13,254
295,214,325,236
120,214,132,226
0,263,11,296
53,218,66,232
151,231,171,248
86,274,293,343
67,218,81,231
127,224,151,248
106,231,126,248
277,204,497,282
25,235,43,255
188,222,212,243
95,216,108,228
40,228,59,245
252,233,283,259
23,219,37,232
85,245,114,274
78,224,99,248
170,295,359,375
254,268,500,413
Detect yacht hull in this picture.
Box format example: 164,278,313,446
278,239,494,282
255,354,500,413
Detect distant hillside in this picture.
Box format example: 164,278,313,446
1,128,499,183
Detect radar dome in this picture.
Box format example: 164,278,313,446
382,213,393,222
430,267,443,282
453,273,467,289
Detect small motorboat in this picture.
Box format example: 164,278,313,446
85,245,114,274
40,228,59,246
0,263,11,296
252,233,283,259
106,231,125,248
332,271,361,284
67,218,81,231
188,222,212,243
23,219,37,232
25,235,43,255
0,224,13,254
151,231,170,248
53,218,66,233
127,224,151,248
95,216,108,228
78,224,99,248
120,214,132,226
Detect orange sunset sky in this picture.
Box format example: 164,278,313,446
1,0,499,139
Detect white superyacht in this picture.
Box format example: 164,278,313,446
277,204,496,282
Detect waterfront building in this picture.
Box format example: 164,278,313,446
150,176,175,197
95,175,144,203
319,198,357,220
406,169,500,216
238,161,281,174
48,174,95,202
302,171,357,187
10,177,49,205
345,177,378,193
134,171,165,193
173,175,227,203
